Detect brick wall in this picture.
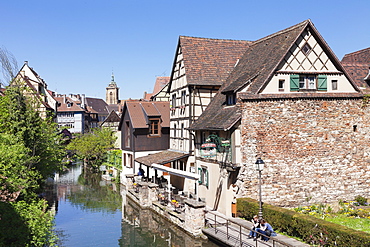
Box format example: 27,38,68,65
238,98,370,207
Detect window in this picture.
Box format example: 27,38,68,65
149,118,160,136
278,79,285,91
201,131,207,144
198,167,209,187
181,90,186,106
299,75,316,89
302,42,312,55
181,123,184,139
179,161,185,171
290,74,327,91
126,154,133,168
332,80,338,90
125,121,130,148
226,93,236,105
171,93,176,110
173,124,177,138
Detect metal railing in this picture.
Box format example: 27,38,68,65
205,211,294,247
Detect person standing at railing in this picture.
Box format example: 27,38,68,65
247,215,260,239
256,219,275,241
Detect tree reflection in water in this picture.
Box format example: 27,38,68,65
51,164,217,247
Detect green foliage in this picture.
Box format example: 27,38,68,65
338,200,370,218
326,215,370,233
67,127,117,169
0,84,64,246
237,198,370,247
294,204,333,219
355,196,368,206
0,200,56,247
0,85,64,181
0,134,41,201
105,149,122,170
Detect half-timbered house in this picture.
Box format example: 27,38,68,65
135,37,250,197
118,100,170,182
190,19,370,216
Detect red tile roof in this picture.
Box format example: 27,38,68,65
124,101,170,129
55,96,85,112
153,77,170,94
341,47,370,90
172,36,251,87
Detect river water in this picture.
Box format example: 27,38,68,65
50,164,218,247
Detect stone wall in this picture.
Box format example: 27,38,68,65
238,98,370,207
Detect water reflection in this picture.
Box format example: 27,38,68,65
51,164,217,247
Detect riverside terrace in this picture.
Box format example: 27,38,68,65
125,174,206,236
124,175,310,246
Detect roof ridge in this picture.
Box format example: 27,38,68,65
343,47,370,57
252,19,310,45
180,35,251,43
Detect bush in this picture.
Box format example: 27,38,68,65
0,200,56,247
355,195,368,206
237,198,370,247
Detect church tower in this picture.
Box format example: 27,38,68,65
106,73,119,105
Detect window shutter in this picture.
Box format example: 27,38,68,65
290,75,299,91
198,168,203,184
317,75,327,91
205,169,209,187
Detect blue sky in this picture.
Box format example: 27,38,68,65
1,0,369,100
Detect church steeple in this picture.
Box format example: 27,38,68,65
110,72,116,86
106,72,119,105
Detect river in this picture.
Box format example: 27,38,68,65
49,164,219,247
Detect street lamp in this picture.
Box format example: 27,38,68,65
255,157,265,220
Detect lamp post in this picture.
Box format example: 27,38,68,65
255,157,265,220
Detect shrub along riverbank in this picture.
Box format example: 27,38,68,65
237,198,370,247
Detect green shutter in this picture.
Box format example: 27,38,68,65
317,75,327,91
205,169,209,187
198,168,203,184
290,74,299,91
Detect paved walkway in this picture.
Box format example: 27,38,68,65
203,210,311,247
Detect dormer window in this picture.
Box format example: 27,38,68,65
148,118,160,137
226,93,236,105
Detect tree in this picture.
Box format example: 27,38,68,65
0,134,40,202
0,85,65,187
0,49,62,246
0,47,18,86
66,127,117,169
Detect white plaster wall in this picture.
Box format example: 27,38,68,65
74,112,83,133
263,74,356,93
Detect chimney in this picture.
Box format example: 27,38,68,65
81,94,86,109
63,95,66,104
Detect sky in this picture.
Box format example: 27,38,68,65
0,0,369,100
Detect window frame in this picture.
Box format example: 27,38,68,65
302,42,312,55
278,79,285,92
331,79,338,90
299,75,316,89
198,167,209,187
125,121,131,148
148,117,161,137
226,93,236,105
